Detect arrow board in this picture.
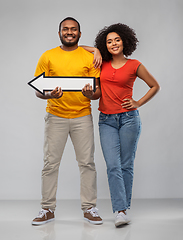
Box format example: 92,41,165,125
28,72,96,95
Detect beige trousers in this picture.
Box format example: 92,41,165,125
41,113,97,212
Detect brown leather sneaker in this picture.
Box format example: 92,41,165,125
84,207,103,225
32,209,55,225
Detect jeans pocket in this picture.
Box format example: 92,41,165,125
99,112,108,122
125,110,140,118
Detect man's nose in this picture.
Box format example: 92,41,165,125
67,29,72,34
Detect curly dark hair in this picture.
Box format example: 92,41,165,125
94,23,139,61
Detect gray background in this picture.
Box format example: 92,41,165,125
0,0,182,200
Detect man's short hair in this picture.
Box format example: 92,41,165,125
59,17,81,32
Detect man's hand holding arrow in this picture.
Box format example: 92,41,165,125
82,84,94,99
49,87,63,99
35,86,63,100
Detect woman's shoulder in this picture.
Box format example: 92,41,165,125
102,60,111,67
127,59,141,68
127,59,141,73
128,59,141,64
101,61,112,71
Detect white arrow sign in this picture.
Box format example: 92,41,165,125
28,72,96,95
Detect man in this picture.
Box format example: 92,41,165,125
32,17,102,225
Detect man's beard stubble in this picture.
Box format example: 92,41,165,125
60,33,80,47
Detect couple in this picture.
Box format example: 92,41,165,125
31,17,160,227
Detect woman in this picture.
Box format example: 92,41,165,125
82,23,160,227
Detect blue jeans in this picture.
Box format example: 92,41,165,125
99,110,141,212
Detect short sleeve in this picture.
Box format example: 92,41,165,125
34,52,49,77
134,60,141,74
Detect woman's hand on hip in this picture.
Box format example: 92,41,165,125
122,98,140,110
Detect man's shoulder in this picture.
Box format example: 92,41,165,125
43,46,60,55
39,47,61,61
77,47,94,58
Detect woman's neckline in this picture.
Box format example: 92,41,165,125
110,59,129,70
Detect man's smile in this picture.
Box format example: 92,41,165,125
64,35,76,41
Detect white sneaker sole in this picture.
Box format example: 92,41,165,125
115,219,130,227
32,218,55,225
84,217,103,225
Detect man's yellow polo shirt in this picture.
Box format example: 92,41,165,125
35,47,100,118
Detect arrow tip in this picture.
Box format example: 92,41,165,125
28,72,45,95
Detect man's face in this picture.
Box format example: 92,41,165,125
59,20,81,47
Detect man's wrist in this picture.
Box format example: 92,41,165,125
88,92,94,99
45,91,53,99
48,92,52,98
83,92,93,99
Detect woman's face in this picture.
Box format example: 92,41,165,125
106,32,123,56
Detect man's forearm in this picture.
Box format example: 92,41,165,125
90,87,101,100
35,91,52,99
35,87,63,99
